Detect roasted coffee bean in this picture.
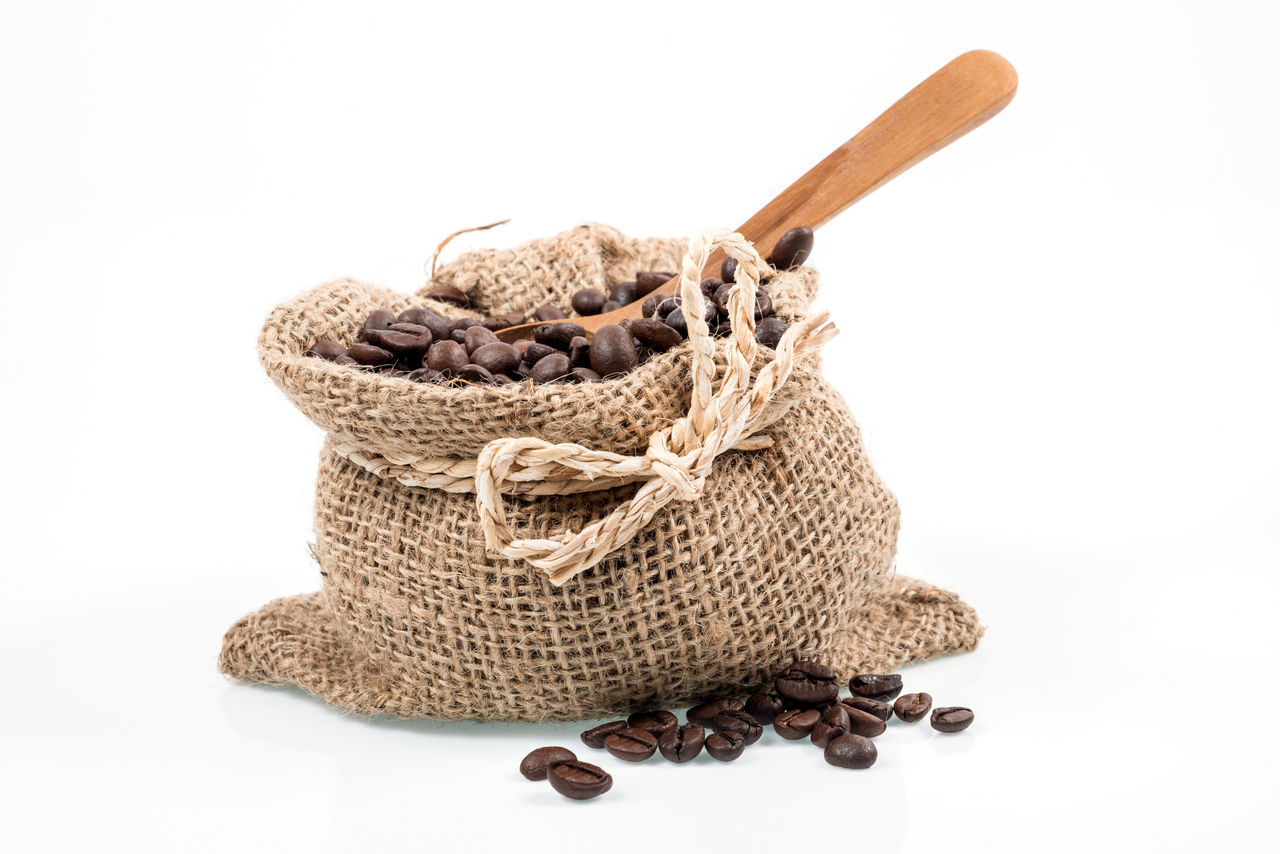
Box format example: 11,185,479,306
568,336,590,368
590,324,639,377
773,708,820,740
547,761,612,800
347,342,395,366
484,311,526,331
775,660,840,707
580,720,627,749
571,288,608,316
849,674,903,703
810,705,851,748
745,694,785,725
333,354,357,365
610,281,637,305
714,320,733,337
658,724,705,763
463,325,499,354
721,256,737,284
753,290,773,321
492,374,513,385
629,317,683,351
893,693,932,723
569,367,602,383
713,709,763,745
449,328,468,344
655,296,682,317
306,339,346,361
397,307,434,327
641,293,664,318
519,746,577,781
755,317,788,349
534,303,567,322
700,277,723,298
824,734,877,769
844,707,887,738
364,308,397,330
405,367,443,383
687,698,744,729
600,299,622,313
635,270,675,297
842,696,894,722
527,352,572,384
931,706,974,733
424,285,470,307
426,340,469,375
767,225,814,270
705,730,746,762
449,317,483,336
418,312,454,342
522,342,557,364
627,710,678,736
662,306,688,338
368,322,432,356
470,342,521,375
457,364,495,384
603,726,658,762
533,321,586,351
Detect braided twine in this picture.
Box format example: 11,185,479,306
332,229,838,586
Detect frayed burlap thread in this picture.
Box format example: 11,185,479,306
220,223,984,721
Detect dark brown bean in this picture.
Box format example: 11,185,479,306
700,277,721,299
457,364,494,384
405,367,443,383
533,321,586,352
775,660,840,707
753,290,773,321
810,705,850,748
449,328,468,344
569,367,602,383
627,710,678,736
463,325,498,355
712,282,735,312
720,256,737,284
522,342,557,364
527,352,572,384
426,340,468,375
755,317,788,349
713,709,763,745
849,674,903,703
347,342,395,366
547,761,612,800
589,324,638,377
600,300,622,313
629,317,683,351
635,271,675,297
449,317,482,335
767,225,813,270
368,322,432,356
424,285,470,307
893,693,932,723
704,730,746,762
580,720,627,749
773,708,820,740
568,336,590,368
842,696,894,722
845,707,887,738
641,293,664,318
609,281,637,305
333,354,357,365
306,339,345,361
418,311,453,342
745,694,785,725
397,307,434,326
571,288,608,316
519,746,577,781
662,307,688,338
533,303,567,322
688,698,744,729
931,706,974,733
824,734,877,769
364,308,396,330
470,342,520,375
603,727,658,762
658,724,705,763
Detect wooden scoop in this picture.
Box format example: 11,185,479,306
496,49,1017,343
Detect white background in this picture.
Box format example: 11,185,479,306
2,1,1277,851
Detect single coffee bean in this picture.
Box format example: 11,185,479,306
824,734,877,769
463,325,498,354
571,288,608,316
514,338,533,354
450,328,468,344
767,225,814,270
609,281,637,305
629,317,683,351
849,674,903,703
449,317,482,336
931,706,974,733
306,339,345,361
580,720,627,749
775,660,840,707
568,336,590,368
533,321,586,352
713,709,763,745
470,342,521,375
533,303,567,322
484,311,526,331
569,367,602,383
655,295,682,317
658,724,705,763
457,364,495,384
333,354,357,365
687,698,744,729
547,761,613,800
773,708,820,740
364,308,397,330
810,705,851,748
755,317,788,349
893,692,932,723
635,271,675,297
492,374,513,385
418,311,453,343
704,730,746,762
424,285,470,307
641,293,664,318
712,282,735,312
527,352,572,385
845,707,887,738
662,307,688,338
720,256,737,284
700,277,723,298
405,367,443,383
603,727,658,762
347,342,395,366
754,289,773,321
397,307,434,326
426,340,469,376
589,324,638,377
842,696,894,722
745,694,785,725
368,322,432,356
522,342,557,364
627,710,678,736
519,746,577,781
600,299,622,313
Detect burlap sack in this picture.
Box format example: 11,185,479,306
219,223,982,721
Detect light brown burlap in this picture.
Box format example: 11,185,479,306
220,223,983,721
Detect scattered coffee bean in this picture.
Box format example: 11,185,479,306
842,696,894,722
580,720,627,749
767,226,814,270
405,367,443,383
845,707,887,738
333,354,357,365
600,299,622,313
824,734,877,769
569,367,602,383
397,307,433,326
547,761,613,800
589,324,639,377
775,660,840,707
688,698,744,729
712,709,763,745
755,316,788,349
571,288,608,315
931,707,974,733
705,730,746,762
603,727,658,762
426,340,469,375
849,674,903,703
470,341,521,375
629,317,683,351
641,293,663,318
533,303,566,322
347,342,395,366
463,325,499,354
720,256,737,284
457,364,495,384
306,339,345,361
635,271,675,297
773,708,820,740
745,693,785,725
364,308,397,330
663,306,689,338
519,746,577,781
610,281,637,305
627,710,678,736
568,336,590,368
527,352,572,384
533,321,586,352
810,704,851,748
523,342,557,364
658,724,705,763
893,693,932,723
424,285,470,307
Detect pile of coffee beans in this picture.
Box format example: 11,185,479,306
305,226,815,385
520,657,973,801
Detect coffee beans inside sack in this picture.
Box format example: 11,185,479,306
220,223,983,722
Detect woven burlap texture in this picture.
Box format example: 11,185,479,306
220,223,983,721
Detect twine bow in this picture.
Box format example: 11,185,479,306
474,229,838,585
